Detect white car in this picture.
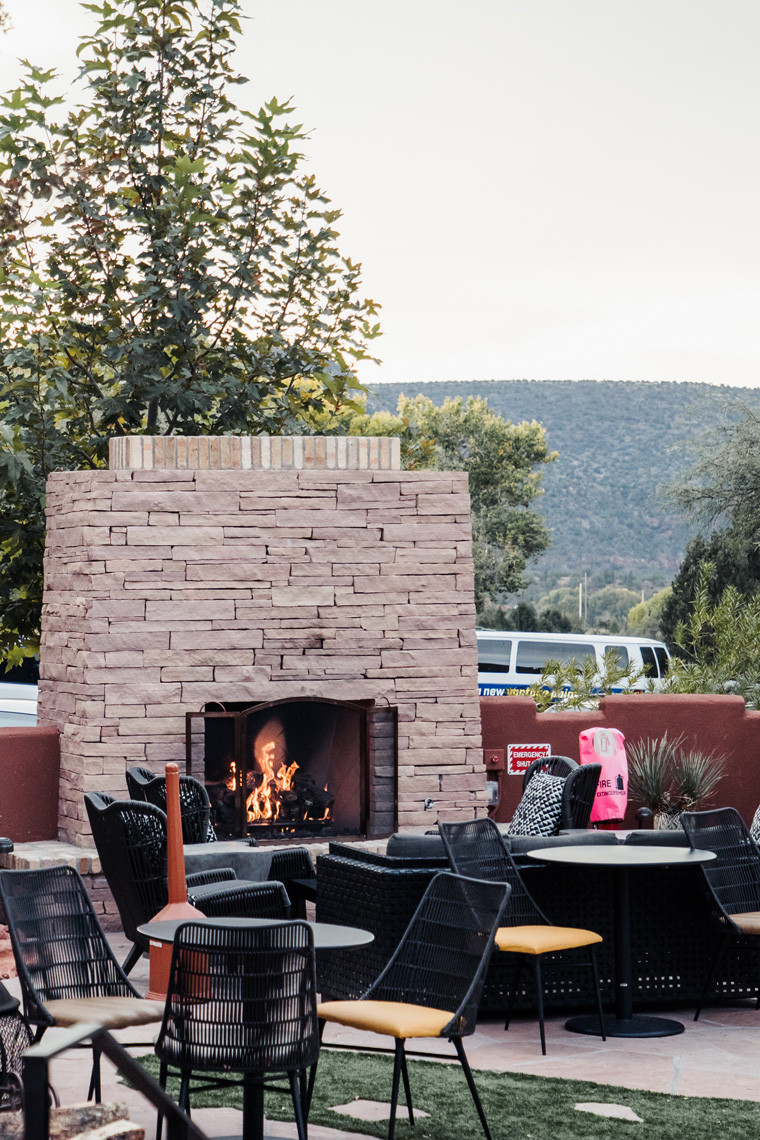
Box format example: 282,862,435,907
0,683,38,727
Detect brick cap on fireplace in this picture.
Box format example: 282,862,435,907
109,435,401,472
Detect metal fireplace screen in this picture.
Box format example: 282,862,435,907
185,697,370,839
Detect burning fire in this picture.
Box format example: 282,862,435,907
246,737,300,822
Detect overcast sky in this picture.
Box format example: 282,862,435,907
2,0,758,388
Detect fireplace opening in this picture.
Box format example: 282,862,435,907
186,698,370,840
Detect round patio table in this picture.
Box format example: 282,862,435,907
528,845,715,1038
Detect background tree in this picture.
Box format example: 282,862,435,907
0,0,380,665
627,586,672,639
661,404,760,650
350,394,555,612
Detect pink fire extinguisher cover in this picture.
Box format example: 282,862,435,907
579,727,628,823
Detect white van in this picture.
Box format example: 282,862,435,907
0,682,38,726
477,630,670,696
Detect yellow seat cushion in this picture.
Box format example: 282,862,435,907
495,924,602,956
317,1000,455,1040
730,911,760,935
45,996,165,1030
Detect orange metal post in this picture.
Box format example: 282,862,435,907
146,763,204,999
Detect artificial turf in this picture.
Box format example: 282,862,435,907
129,1048,760,1140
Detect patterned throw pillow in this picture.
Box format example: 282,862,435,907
506,771,565,837
751,804,760,845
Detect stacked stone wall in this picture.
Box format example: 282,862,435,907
40,457,485,845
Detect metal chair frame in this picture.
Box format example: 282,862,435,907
155,919,320,1140
439,816,605,1053
681,806,760,1019
317,871,510,1140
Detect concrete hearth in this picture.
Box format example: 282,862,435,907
39,436,486,845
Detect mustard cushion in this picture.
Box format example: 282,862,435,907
45,996,165,1029
730,911,760,935
495,924,602,955
317,1000,455,1039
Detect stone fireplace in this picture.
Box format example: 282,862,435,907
39,435,486,846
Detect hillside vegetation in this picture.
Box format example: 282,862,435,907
367,380,760,597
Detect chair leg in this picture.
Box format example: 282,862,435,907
695,932,729,1021
306,1020,325,1113
588,946,606,1041
178,1072,191,1115
533,957,547,1055
242,1075,265,1140
87,1044,101,1103
388,1039,405,1140
289,1071,308,1140
453,1037,493,1140
399,1045,414,1125
504,958,525,1030
155,1062,168,1140
121,942,144,977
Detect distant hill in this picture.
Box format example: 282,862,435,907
365,379,760,586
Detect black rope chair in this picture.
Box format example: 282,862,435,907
317,872,510,1140
155,919,320,1140
125,766,218,844
268,847,317,919
520,755,602,832
439,817,605,1054
85,792,290,976
681,806,760,1019
0,865,165,1103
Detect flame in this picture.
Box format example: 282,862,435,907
226,761,237,792
246,738,300,822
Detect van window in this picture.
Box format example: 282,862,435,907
603,645,629,668
515,640,595,674
654,646,670,677
640,646,658,677
477,639,512,673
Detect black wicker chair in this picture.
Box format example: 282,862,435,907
519,755,602,832
268,847,317,919
85,792,290,976
155,919,319,1140
439,817,605,1054
317,871,510,1140
681,806,760,1019
0,865,165,1103
125,766,218,844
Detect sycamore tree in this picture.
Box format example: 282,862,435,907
0,0,380,665
347,394,556,610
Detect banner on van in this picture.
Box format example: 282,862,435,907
506,742,551,775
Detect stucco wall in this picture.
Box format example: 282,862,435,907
481,693,760,826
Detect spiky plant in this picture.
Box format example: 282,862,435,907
626,732,684,815
671,748,726,812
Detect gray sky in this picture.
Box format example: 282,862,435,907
2,0,759,387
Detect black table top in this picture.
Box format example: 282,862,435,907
138,915,374,951
527,845,716,869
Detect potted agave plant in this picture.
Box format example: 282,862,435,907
627,732,725,830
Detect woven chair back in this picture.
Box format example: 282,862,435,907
85,792,170,942
125,766,217,845
365,871,510,1038
681,807,760,916
0,865,138,1028
521,754,577,791
563,763,602,830
156,920,320,1073
439,817,550,927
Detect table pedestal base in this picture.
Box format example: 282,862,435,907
566,1013,685,1038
